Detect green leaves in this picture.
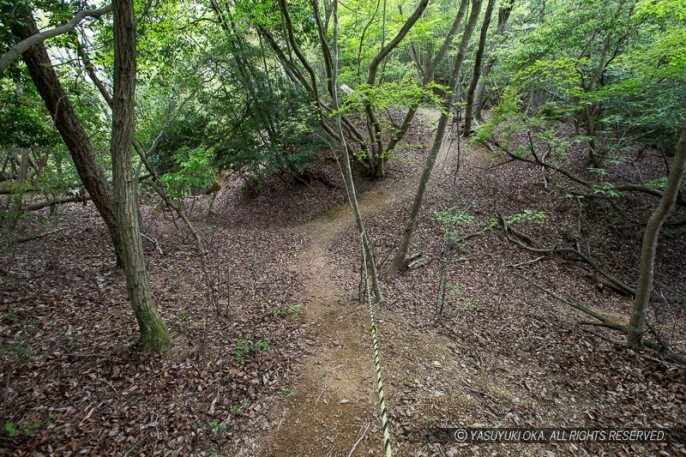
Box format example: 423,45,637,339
234,334,272,365
591,182,621,198
432,209,476,243
647,176,668,191
635,0,686,21
4,421,16,438
514,57,585,102
335,79,447,116
159,146,217,200
432,209,475,227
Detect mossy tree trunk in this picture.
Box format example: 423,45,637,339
112,0,170,352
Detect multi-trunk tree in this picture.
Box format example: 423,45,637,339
3,2,123,266
1,0,171,352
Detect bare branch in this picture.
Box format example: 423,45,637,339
0,4,113,74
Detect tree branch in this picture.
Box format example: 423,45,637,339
0,4,113,73
488,138,683,204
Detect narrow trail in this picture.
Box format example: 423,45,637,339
256,110,475,456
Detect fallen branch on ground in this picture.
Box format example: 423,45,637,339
140,233,164,255
15,227,68,243
497,212,635,296
487,138,686,206
513,272,686,365
347,421,370,457
21,195,90,211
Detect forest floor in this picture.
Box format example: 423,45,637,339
1,109,685,456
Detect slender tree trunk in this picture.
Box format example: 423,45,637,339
7,5,123,266
324,0,382,301
112,0,170,351
78,43,205,252
473,1,515,120
463,0,496,136
388,0,484,274
362,0,429,178
627,126,686,346
472,69,488,120
9,148,30,229
385,0,470,155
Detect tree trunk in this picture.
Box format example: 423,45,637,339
472,67,488,120
78,43,205,252
362,0,429,178
326,0,382,302
471,1,514,121
627,126,686,347
388,0,483,274
9,148,30,229
112,0,170,352
7,5,123,266
463,0,496,136
384,0,470,156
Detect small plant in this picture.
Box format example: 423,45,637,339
452,298,475,310
446,283,474,310
4,421,16,438
1,344,32,362
208,420,228,435
447,283,462,297
591,182,620,198
483,209,547,231
178,309,190,322
603,155,626,167
647,176,668,191
506,209,547,225
234,335,272,364
432,209,475,227
1,312,18,324
270,304,301,318
230,397,252,415
432,209,476,242
3,412,50,439
18,414,43,436
282,387,295,397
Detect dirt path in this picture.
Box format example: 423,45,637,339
253,109,478,456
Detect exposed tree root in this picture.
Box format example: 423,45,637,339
497,212,635,295
513,272,686,366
